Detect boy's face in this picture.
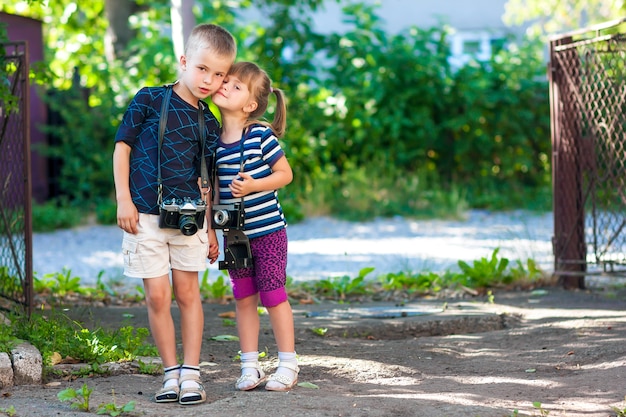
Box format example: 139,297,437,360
178,49,233,104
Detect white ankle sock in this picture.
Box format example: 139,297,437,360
163,365,180,390
237,351,261,390
240,351,259,371
275,351,298,379
180,365,201,391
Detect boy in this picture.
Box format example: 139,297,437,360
113,24,236,405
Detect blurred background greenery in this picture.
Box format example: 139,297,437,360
2,0,623,230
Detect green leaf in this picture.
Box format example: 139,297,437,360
209,335,239,342
297,382,320,389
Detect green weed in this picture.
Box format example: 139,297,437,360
34,268,86,297
96,390,136,416
58,383,93,411
532,401,550,416
611,395,626,417
199,269,232,301
0,406,16,417
314,267,374,300
136,359,161,375
311,327,328,336
457,248,511,288
378,270,442,294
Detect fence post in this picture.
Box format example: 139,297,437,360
549,36,586,289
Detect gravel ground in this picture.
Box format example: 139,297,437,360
32,210,554,289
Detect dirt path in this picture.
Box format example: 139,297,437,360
3,287,626,417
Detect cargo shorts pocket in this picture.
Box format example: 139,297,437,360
122,236,139,268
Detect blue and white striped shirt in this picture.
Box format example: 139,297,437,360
216,124,287,238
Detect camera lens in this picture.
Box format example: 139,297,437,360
213,209,230,227
178,215,198,236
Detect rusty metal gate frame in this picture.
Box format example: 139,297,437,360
0,41,33,315
549,18,626,288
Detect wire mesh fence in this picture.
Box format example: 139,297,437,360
549,19,626,288
0,41,33,315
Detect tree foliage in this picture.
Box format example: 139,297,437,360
1,0,553,220
503,0,625,39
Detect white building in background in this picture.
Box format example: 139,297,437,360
308,0,525,66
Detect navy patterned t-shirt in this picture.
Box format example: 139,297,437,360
115,86,220,215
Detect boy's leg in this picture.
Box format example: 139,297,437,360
143,275,177,367
171,269,204,366
144,275,181,402
168,225,208,404
171,271,206,404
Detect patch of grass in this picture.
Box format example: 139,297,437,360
3,310,157,368
199,269,232,302
32,199,86,232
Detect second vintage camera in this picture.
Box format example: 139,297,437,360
211,202,253,270
159,197,207,236
211,203,245,230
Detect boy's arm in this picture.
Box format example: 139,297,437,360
205,175,220,263
113,141,139,234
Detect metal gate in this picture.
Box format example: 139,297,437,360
0,41,33,315
549,18,626,289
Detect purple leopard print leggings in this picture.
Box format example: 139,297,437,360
228,228,288,307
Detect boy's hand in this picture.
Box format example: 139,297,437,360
117,199,139,234
207,229,220,263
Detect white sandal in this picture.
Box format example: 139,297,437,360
265,362,299,392
235,363,267,391
154,373,180,403
178,374,206,405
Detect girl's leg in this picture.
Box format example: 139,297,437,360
265,300,298,391
267,300,295,353
234,294,267,390
236,294,261,352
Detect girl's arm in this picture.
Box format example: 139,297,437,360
229,155,292,197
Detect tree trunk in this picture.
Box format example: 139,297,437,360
104,0,141,61
170,0,196,60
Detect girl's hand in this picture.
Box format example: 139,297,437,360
229,172,255,197
207,229,219,264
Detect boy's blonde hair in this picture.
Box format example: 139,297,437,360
185,24,237,60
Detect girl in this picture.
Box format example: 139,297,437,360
211,62,298,391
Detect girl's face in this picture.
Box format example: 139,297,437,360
177,49,232,105
212,74,256,113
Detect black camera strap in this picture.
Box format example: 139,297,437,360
156,83,209,205
237,127,249,209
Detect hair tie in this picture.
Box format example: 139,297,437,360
270,87,274,93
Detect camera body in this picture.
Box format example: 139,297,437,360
211,203,253,270
159,197,207,236
211,203,245,230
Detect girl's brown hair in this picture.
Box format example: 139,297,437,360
228,62,287,138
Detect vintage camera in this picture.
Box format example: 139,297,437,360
211,203,245,230
211,203,253,270
159,197,207,236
